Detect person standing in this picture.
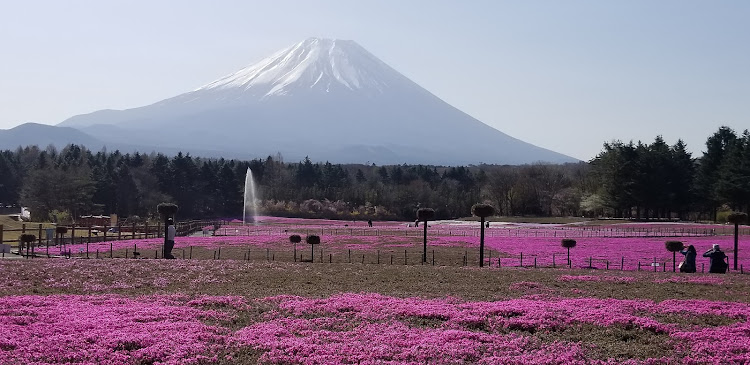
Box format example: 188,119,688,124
679,245,697,273
703,244,728,273
165,218,176,259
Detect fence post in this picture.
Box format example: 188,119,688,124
0,225,3,247
132,222,136,239
71,225,75,249
621,257,624,271
520,252,523,267
405,250,407,265
118,224,122,240
189,246,193,260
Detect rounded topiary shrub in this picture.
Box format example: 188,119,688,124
561,239,577,248
20,234,36,243
55,226,68,234
157,203,179,217
416,208,435,222
728,212,748,225
306,235,321,245
289,234,302,244
665,241,684,252
471,204,496,218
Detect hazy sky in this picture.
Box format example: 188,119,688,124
1,0,748,161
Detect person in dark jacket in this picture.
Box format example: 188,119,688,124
679,245,697,273
703,244,728,273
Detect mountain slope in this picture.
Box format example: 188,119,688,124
0,123,105,150
58,38,577,165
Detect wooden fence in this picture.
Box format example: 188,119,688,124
0,220,220,253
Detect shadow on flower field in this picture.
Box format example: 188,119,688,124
1,259,750,364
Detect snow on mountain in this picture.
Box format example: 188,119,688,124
56,38,578,165
195,38,397,98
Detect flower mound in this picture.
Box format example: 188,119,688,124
0,295,229,364
233,293,750,364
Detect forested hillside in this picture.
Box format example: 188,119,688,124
0,127,747,222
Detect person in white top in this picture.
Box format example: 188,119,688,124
165,218,176,259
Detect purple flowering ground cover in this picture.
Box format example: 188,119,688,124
2,258,750,364
45,221,748,271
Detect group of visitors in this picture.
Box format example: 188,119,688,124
678,244,729,273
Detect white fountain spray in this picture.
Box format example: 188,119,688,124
243,168,259,224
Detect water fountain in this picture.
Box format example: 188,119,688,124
243,168,259,224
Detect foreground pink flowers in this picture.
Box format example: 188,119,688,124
0,295,230,364
236,293,750,364
2,292,749,364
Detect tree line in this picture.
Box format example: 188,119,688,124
590,126,750,220
0,126,747,223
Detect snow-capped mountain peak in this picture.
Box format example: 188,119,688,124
55,37,578,165
195,38,398,98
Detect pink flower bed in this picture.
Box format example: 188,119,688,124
41,218,748,273
0,294,234,364
2,292,749,364
234,293,750,364
430,235,748,271
559,275,638,283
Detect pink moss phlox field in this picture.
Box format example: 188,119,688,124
233,293,750,364
559,275,638,283
2,291,750,364
0,295,231,364
653,276,726,285
431,235,747,271
234,320,594,365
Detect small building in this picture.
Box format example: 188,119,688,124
78,215,111,227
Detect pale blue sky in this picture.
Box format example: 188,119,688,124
1,0,748,160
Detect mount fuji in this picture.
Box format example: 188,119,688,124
53,38,576,165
